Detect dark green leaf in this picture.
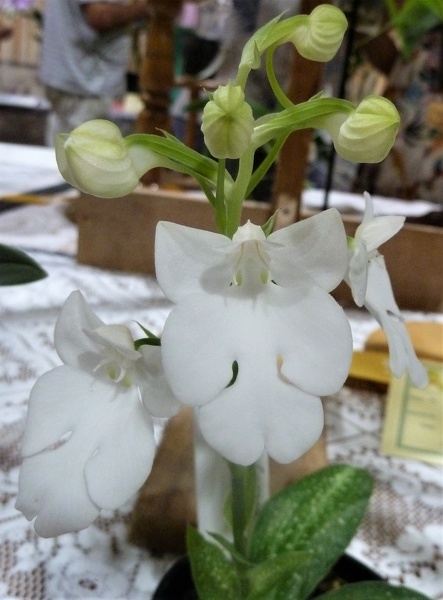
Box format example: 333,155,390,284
187,525,241,600
246,551,312,600
249,465,373,600
0,244,47,285
315,581,432,600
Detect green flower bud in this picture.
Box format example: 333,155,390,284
288,5,348,62
318,96,400,163
201,83,254,159
338,96,400,163
55,120,142,198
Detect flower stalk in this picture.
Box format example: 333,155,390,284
229,462,258,596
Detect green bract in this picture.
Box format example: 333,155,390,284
286,4,348,62
201,84,254,159
314,95,401,163
236,5,348,89
56,120,142,198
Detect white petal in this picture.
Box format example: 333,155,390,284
84,396,155,509
87,324,141,361
364,257,428,388
198,353,324,465
54,290,103,369
17,366,156,535
348,243,369,307
357,215,405,252
161,293,236,405
198,393,264,465
264,387,323,464
362,191,374,222
268,209,348,291
161,284,352,405
16,449,99,538
277,287,352,395
155,221,232,302
137,345,181,417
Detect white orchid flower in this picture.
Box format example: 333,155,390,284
16,291,180,537
349,192,405,306
156,210,353,466
347,194,428,388
363,256,428,388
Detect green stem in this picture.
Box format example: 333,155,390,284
215,158,227,234
266,45,293,110
225,149,255,238
228,461,259,598
246,132,288,199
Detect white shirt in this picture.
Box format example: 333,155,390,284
39,0,131,98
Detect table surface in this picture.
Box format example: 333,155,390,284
0,199,442,600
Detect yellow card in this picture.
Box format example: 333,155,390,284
381,361,443,465
349,350,391,385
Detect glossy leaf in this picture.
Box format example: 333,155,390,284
187,526,241,600
246,550,312,600
0,244,46,285
249,465,373,599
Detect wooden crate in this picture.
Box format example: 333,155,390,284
73,188,443,312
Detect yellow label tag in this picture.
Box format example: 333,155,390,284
349,350,391,385
381,361,443,465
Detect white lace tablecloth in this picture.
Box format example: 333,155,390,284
0,204,442,600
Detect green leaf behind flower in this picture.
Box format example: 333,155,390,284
0,244,47,286
187,525,241,600
249,465,373,600
246,550,312,600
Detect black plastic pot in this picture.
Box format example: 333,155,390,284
153,554,382,600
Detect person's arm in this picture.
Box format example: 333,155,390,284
81,1,150,33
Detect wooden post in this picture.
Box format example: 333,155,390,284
135,0,183,136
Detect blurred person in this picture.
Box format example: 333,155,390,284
40,0,150,145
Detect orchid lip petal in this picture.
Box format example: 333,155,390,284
17,366,156,535
161,284,352,462
158,214,353,463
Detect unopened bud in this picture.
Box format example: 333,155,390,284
320,96,400,163
288,5,348,62
56,120,142,198
201,84,254,159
